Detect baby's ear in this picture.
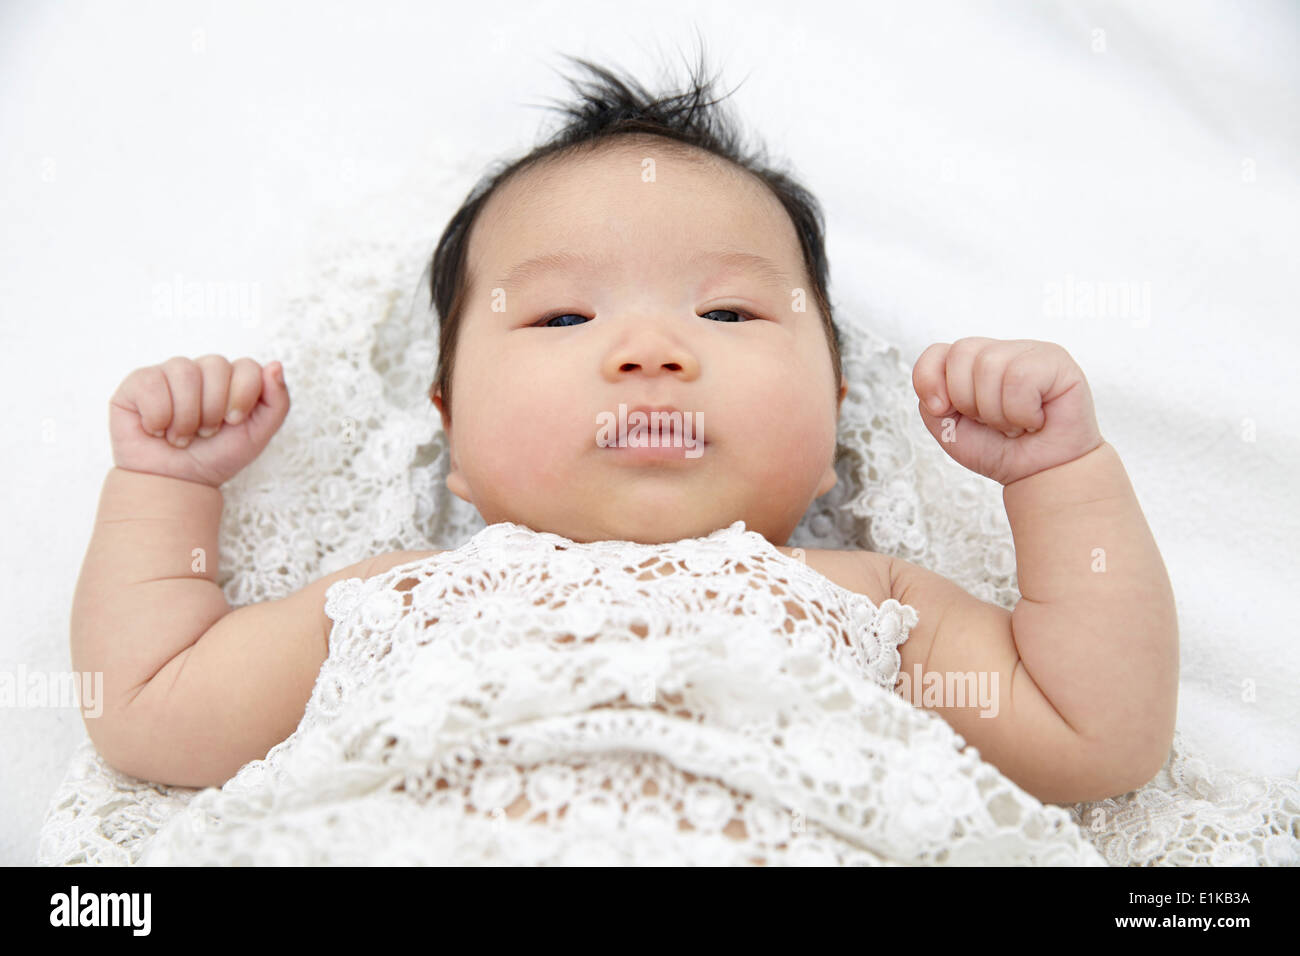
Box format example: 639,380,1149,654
431,388,452,434
428,390,470,509
832,377,852,418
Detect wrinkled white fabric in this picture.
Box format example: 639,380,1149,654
37,185,1300,866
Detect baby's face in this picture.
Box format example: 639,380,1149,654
434,140,843,544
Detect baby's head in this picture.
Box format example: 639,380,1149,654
427,52,845,546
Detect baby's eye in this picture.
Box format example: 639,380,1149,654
537,313,591,328
700,309,751,323
534,309,756,327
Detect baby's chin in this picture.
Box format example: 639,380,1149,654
466,468,814,544
521,514,727,546
504,504,795,548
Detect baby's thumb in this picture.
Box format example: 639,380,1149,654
244,361,291,447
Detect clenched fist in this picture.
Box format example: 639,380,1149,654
912,338,1104,485
109,355,291,488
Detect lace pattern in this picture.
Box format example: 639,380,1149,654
37,193,1300,866
135,521,1105,866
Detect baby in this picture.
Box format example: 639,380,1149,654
71,55,1178,813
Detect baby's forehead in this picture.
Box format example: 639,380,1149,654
473,151,787,267
505,138,762,207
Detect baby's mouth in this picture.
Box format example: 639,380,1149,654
606,440,707,462
600,421,712,463
595,404,708,459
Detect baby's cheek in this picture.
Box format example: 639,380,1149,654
763,408,837,488
472,401,574,489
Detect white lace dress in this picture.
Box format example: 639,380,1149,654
36,208,1300,866
129,521,1116,865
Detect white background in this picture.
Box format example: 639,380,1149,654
2,0,1297,864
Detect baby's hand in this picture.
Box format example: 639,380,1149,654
109,356,290,488
912,338,1103,485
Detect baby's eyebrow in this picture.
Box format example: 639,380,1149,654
495,249,793,290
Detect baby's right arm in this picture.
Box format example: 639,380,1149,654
72,355,434,789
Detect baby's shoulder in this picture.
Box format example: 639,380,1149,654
313,549,444,633
771,545,893,609
358,549,445,587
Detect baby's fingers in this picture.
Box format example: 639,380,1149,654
913,342,953,414
239,361,291,449
159,356,203,447
223,358,264,426
195,354,232,438
996,350,1054,435
115,366,173,438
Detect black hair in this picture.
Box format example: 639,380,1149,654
427,44,842,418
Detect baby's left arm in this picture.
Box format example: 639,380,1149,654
896,338,1178,804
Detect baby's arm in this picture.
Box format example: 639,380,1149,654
73,355,436,788
72,467,352,787
887,443,1177,804
1004,441,1177,792
73,470,430,788
898,339,1178,805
